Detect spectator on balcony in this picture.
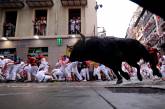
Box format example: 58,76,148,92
33,18,40,35
75,17,81,34
4,22,15,37
33,18,37,35
40,17,47,36
70,17,76,34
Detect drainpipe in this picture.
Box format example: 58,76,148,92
94,25,95,36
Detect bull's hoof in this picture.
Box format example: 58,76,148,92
137,74,143,81
159,73,162,77
122,73,130,80
116,79,123,84
154,72,162,78
153,68,162,77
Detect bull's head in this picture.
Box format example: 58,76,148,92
69,31,86,62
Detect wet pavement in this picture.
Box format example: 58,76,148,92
0,79,165,109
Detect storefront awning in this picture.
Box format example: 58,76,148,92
0,0,24,9
61,0,87,6
26,0,54,7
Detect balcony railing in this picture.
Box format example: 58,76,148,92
143,21,156,38
26,0,54,7
0,0,24,9
61,0,87,6
157,34,165,47
143,12,153,26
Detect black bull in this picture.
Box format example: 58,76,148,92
69,37,162,84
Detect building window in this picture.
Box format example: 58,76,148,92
68,9,81,34
28,47,48,57
0,48,16,59
33,10,47,36
3,11,17,37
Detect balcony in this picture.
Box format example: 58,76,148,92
26,0,54,7
61,0,87,6
146,33,160,46
157,35,165,47
143,12,153,26
0,0,24,9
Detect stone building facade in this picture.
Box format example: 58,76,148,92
0,0,97,66
126,6,165,47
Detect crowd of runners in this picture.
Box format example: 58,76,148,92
0,52,164,83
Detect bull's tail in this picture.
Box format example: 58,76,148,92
75,29,85,41
141,45,162,77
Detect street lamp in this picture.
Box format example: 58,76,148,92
95,2,103,11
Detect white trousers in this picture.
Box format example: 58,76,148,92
80,68,89,80
7,64,20,80
52,69,65,80
93,68,101,80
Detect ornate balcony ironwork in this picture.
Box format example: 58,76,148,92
61,0,87,6
0,0,24,9
26,0,54,7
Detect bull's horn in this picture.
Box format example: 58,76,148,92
76,29,85,40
